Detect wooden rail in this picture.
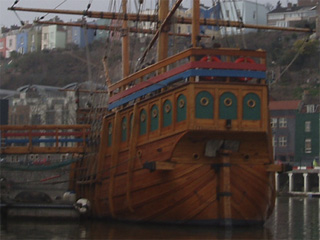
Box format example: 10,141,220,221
109,48,266,94
0,125,91,154
108,48,266,110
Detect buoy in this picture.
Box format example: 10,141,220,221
200,55,221,80
63,191,76,203
235,57,255,81
74,198,90,214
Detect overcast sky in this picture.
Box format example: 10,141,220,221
0,0,297,28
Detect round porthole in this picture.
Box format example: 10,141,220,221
179,99,185,108
140,113,146,122
200,97,209,106
247,99,256,108
165,104,171,113
192,153,200,160
224,98,232,107
152,108,158,118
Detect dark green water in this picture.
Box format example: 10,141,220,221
1,196,319,240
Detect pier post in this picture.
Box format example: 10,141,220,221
288,172,293,192
275,173,279,192
303,173,308,192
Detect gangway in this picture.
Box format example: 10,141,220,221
0,125,91,154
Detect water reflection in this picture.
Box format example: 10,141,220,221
1,197,319,240
264,196,320,240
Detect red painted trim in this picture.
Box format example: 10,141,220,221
192,61,266,71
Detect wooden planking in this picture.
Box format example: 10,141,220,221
112,164,204,198
126,103,139,212
113,165,215,220
230,165,273,220
108,111,122,217
148,172,218,222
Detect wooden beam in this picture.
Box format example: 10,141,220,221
266,164,292,172
143,161,176,171
218,149,232,226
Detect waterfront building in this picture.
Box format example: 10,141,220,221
41,24,66,50
269,100,302,164
0,34,6,58
94,19,111,42
16,25,31,54
9,84,77,126
28,25,42,53
70,20,96,48
295,97,320,166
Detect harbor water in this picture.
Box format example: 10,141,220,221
1,196,319,240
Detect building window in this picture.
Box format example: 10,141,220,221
278,136,287,147
279,118,287,128
305,139,311,153
226,10,230,18
236,9,241,18
305,121,311,132
306,105,315,113
271,118,277,128
272,136,277,147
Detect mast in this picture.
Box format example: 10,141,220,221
192,0,200,48
157,0,169,62
122,0,129,77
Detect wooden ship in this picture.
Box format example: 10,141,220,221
4,0,315,225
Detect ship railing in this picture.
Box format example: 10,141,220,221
108,47,266,110
0,124,91,154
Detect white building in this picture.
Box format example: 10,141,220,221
219,0,268,35
41,25,66,50
5,30,18,58
267,2,318,28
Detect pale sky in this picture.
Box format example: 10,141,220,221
0,0,297,28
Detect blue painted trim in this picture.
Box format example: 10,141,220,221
108,69,266,110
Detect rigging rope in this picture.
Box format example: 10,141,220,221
272,36,310,84
231,0,247,49
39,0,68,20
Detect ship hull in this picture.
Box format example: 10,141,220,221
72,49,275,226
74,129,275,225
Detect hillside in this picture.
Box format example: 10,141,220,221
0,32,319,101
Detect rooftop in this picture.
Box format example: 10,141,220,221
269,100,302,110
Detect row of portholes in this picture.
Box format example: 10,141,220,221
195,91,261,120
107,94,187,146
107,91,261,146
